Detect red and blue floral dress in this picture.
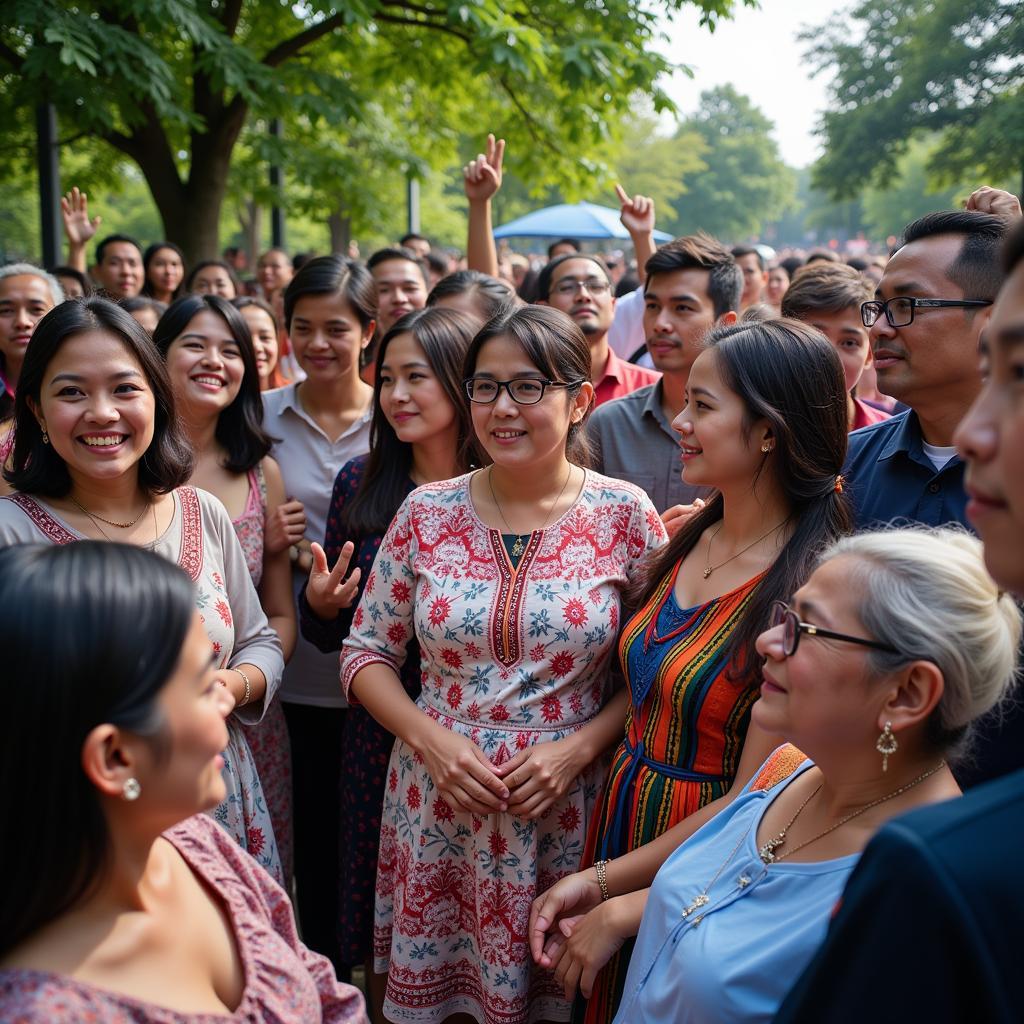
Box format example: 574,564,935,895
340,470,665,1024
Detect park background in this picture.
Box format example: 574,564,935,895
1,0,1020,263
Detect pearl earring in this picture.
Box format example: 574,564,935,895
122,777,141,801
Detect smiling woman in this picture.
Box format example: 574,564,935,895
154,293,299,886
0,297,285,882
0,542,365,1022
339,305,666,1024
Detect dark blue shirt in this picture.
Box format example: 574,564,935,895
843,409,1024,790
843,409,969,531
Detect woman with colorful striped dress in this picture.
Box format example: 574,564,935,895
545,319,855,1023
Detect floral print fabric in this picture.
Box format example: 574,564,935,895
0,814,366,1022
340,470,665,1024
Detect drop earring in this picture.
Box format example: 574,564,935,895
876,721,898,772
41,428,49,445
122,777,141,801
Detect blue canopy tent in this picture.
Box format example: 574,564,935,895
492,202,673,242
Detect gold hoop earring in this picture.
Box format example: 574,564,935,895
876,721,898,772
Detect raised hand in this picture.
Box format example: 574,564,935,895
463,133,506,203
965,186,1022,220
305,540,361,620
615,184,655,237
418,720,510,815
497,737,586,819
60,186,102,248
265,496,306,554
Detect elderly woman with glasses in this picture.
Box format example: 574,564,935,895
339,305,666,1024
529,526,1020,1024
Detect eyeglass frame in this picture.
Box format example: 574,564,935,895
463,376,585,405
860,296,992,329
769,601,900,658
548,276,612,298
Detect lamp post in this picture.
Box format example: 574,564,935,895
36,104,61,267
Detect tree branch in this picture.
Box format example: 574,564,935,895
373,12,471,43
260,10,349,68
498,77,549,148
220,0,244,36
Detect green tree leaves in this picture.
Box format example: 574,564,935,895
669,85,796,240
805,0,1024,200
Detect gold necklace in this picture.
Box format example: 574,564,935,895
702,518,789,580
681,759,947,928
488,465,573,559
70,495,150,529
73,497,159,546
759,760,946,864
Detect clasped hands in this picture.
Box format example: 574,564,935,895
419,725,586,820
527,869,642,1000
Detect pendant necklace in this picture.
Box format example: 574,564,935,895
758,760,946,864
681,819,757,927
702,517,790,580
681,760,947,926
488,465,573,559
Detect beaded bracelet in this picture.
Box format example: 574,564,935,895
594,859,610,902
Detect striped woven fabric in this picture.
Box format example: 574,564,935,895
579,561,766,1024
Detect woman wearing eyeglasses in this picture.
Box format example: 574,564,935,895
530,527,1019,1024
533,318,854,1024
339,305,666,1024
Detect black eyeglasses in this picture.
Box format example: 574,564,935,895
769,602,900,657
860,296,992,329
464,377,583,405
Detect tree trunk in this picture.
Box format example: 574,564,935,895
328,209,351,254
239,198,262,267
116,100,247,266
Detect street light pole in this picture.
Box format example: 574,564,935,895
36,104,61,267
270,118,285,250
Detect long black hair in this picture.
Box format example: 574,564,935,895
631,317,852,679
0,542,195,957
4,297,193,497
343,307,486,536
152,294,274,474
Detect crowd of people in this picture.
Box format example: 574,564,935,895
0,131,1022,1024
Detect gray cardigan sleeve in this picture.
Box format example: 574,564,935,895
198,490,284,725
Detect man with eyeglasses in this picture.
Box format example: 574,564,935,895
843,201,1016,530
536,253,659,407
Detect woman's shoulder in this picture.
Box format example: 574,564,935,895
406,471,473,506
0,493,72,545
747,744,812,795
0,970,114,1022
584,469,658,509
333,454,371,495
164,813,255,875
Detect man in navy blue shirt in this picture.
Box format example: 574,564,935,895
844,208,1009,530
774,215,1024,1024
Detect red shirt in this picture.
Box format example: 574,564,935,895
851,397,892,432
594,348,661,407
